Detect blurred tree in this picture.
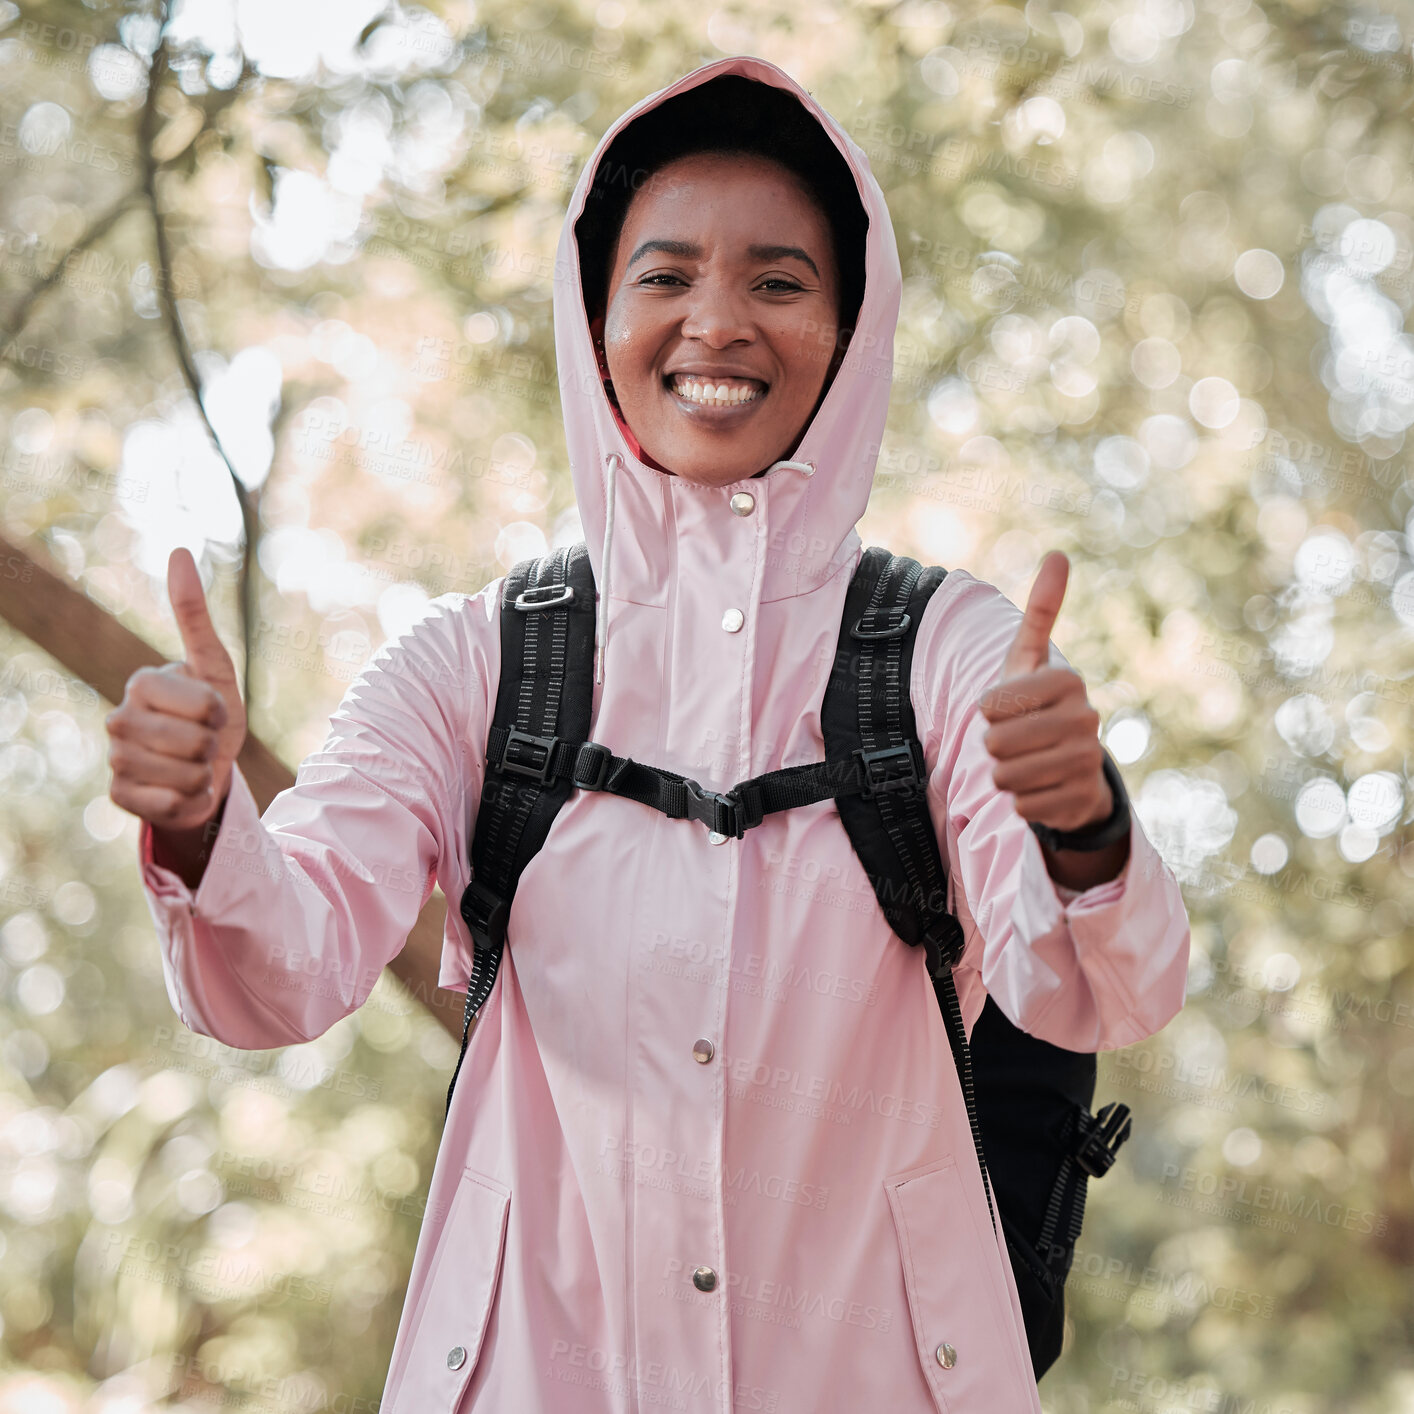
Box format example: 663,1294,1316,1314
1,0,1411,1410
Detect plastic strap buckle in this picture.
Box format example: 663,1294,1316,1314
683,780,750,839
572,741,613,791
921,912,967,974
460,876,509,951
1072,1101,1132,1178
513,583,574,611
850,610,911,640
854,741,924,798
497,728,559,783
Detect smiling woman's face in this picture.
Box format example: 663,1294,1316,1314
594,151,844,487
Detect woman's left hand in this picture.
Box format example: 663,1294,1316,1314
977,551,1113,833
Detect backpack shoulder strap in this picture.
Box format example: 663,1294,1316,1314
823,547,1136,1379
447,542,596,1115
820,546,963,974
820,545,997,1233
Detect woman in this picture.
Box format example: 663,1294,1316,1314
110,56,1191,1413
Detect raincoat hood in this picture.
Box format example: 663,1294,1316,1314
553,55,901,676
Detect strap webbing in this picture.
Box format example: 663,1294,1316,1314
820,548,997,1238
447,545,596,1117
1036,1100,1132,1268
480,726,911,839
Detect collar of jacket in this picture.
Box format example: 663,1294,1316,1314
552,55,903,660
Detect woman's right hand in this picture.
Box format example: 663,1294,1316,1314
106,546,248,833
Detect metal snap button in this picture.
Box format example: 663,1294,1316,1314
693,1266,718,1292
935,1342,956,1368
722,608,744,633
693,1038,715,1063
730,492,755,516
708,831,729,845
448,1345,467,1370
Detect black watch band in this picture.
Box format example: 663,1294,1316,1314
1029,751,1132,853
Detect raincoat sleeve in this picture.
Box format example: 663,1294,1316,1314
135,587,500,1051
912,568,1191,1053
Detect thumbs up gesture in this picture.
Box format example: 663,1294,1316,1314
106,547,247,831
977,551,1113,835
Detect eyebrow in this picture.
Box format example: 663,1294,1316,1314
625,239,820,279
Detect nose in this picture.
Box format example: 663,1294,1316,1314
679,277,758,349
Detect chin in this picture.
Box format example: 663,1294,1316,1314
640,441,766,486
656,433,810,483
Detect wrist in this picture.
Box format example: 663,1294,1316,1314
1040,829,1131,891
150,794,228,888
1028,752,1130,854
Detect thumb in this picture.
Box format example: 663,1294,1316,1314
168,546,234,686
1000,550,1069,681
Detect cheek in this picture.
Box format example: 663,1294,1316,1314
603,323,661,395
770,305,837,365
602,320,634,366
601,300,636,356
775,326,834,385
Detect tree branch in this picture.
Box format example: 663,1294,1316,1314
0,190,141,348
139,24,262,714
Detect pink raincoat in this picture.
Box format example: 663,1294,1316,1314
139,54,1191,1414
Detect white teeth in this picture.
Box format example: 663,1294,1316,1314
670,375,763,406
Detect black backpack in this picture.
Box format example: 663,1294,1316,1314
446,542,1132,1380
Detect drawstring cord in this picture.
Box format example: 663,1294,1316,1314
592,453,816,683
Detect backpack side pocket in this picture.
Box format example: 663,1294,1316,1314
998,1209,1064,1379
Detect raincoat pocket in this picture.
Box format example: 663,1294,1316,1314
383,1166,511,1414
884,1156,1037,1413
